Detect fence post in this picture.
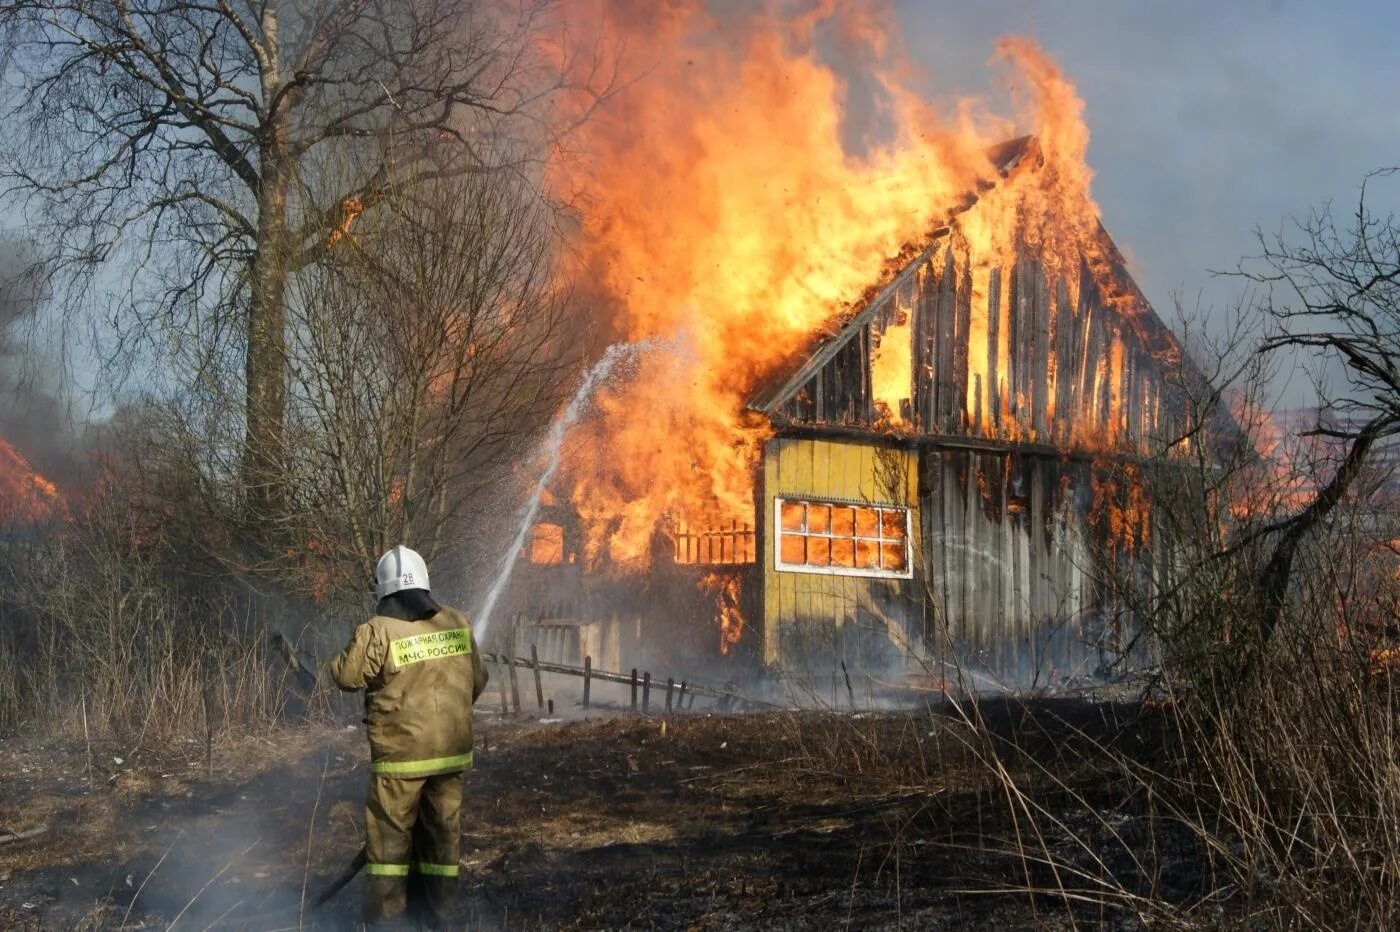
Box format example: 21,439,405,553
496,657,509,715
507,646,521,715
530,644,544,711
630,668,638,712
583,655,592,709
642,672,651,713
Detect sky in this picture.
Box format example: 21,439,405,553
894,0,1400,402
5,1,1398,418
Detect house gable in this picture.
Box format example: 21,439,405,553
749,142,1201,459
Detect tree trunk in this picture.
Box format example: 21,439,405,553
245,5,289,524
1256,416,1387,644
245,220,289,521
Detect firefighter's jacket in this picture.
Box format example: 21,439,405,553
329,605,488,778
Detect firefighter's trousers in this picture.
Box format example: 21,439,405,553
363,770,462,923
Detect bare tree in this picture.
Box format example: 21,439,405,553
1234,170,1400,643
278,160,576,601
0,0,609,523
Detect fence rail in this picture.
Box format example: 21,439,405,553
479,649,778,713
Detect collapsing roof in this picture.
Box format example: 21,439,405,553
748,135,1212,458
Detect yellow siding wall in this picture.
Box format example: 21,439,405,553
760,437,920,667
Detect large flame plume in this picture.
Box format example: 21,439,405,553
550,2,1108,568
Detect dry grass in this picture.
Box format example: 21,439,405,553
758,512,1400,929
1156,632,1400,926
0,597,294,749
755,505,1400,929
0,478,319,750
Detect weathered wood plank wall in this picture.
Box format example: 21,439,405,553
758,436,1152,685
778,242,1191,456
920,449,1130,686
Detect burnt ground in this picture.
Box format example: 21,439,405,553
0,699,1214,930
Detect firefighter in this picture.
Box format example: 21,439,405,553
330,545,488,925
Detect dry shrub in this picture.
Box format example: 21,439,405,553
764,494,1400,927
1150,513,1400,928
0,463,299,744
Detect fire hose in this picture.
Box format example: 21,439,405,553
311,846,367,910
228,846,365,926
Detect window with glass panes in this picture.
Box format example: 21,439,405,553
775,498,911,578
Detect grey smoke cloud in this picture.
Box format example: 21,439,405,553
0,239,81,485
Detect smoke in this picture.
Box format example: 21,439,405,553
0,239,84,487
810,1,902,156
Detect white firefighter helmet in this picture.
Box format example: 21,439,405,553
375,545,430,599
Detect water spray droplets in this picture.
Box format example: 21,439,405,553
474,340,662,641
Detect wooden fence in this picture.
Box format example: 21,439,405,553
480,649,778,715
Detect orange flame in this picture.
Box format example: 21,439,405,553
1226,397,1319,519
0,436,60,525
529,522,566,564
871,304,913,428
1090,460,1151,554
700,571,745,655
549,3,1111,568
326,196,364,249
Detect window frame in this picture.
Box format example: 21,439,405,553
526,522,569,565
773,496,914,579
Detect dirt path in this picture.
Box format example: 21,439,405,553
0,702,1190,930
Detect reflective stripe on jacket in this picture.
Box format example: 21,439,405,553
329,604,488,778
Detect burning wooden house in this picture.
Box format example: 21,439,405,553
504,135,1203,688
